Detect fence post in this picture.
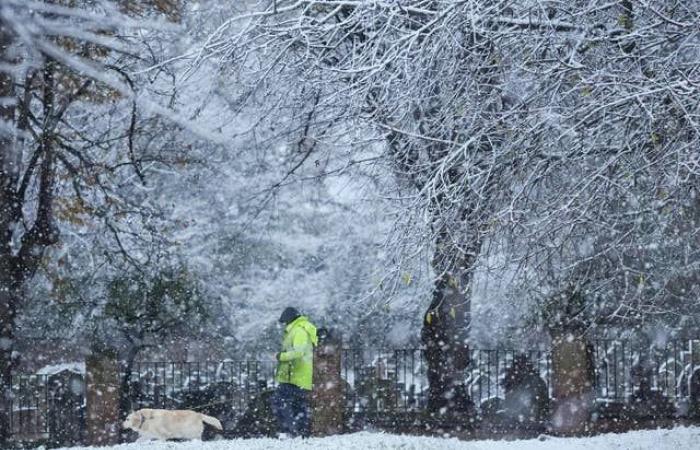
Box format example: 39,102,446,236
85,347,120,446
690,340,700,418
311,329,343,436
550,333,595,434
0,374,11,447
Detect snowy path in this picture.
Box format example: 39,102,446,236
47,427,700,450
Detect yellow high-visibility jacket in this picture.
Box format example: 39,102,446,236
275,316,318,390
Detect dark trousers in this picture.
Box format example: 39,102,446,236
271,383,310,437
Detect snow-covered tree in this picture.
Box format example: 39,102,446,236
0,1,190,440
190,0,700,415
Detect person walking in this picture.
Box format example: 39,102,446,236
272,306,318,438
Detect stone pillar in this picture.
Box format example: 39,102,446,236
85,348,120,446
550,334,594,434
311,329,343,436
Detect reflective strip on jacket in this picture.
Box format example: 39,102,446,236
275,315,318,390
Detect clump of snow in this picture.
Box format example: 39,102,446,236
0,337,13,350
40,427,700,450
36,362,86,376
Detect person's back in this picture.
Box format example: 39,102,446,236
271,307,318,438
275,315,318,390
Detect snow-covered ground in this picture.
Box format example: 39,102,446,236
48,427,700,450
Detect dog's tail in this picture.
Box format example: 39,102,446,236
200,413,223,431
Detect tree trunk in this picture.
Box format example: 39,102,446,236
421,235,476,420
421,273,472,416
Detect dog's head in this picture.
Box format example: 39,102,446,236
122,410,145,431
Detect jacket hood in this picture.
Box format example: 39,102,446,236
286,316,318,346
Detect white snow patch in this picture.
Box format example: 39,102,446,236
38,427,700,450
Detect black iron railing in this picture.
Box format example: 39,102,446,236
591,339,700,402
340,340,700,416
4,338,700,445
4,373,85,446
120,360,278,430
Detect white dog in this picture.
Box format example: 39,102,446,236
122,408,223,441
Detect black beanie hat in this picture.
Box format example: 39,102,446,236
279,306,301,324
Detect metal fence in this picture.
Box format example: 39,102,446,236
340,348,553,415
115,340,700,419
340,340,700,417
5,339,700,445
591,339,700,403
342,348,427,414
120,360,278,430
4,373,85,446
